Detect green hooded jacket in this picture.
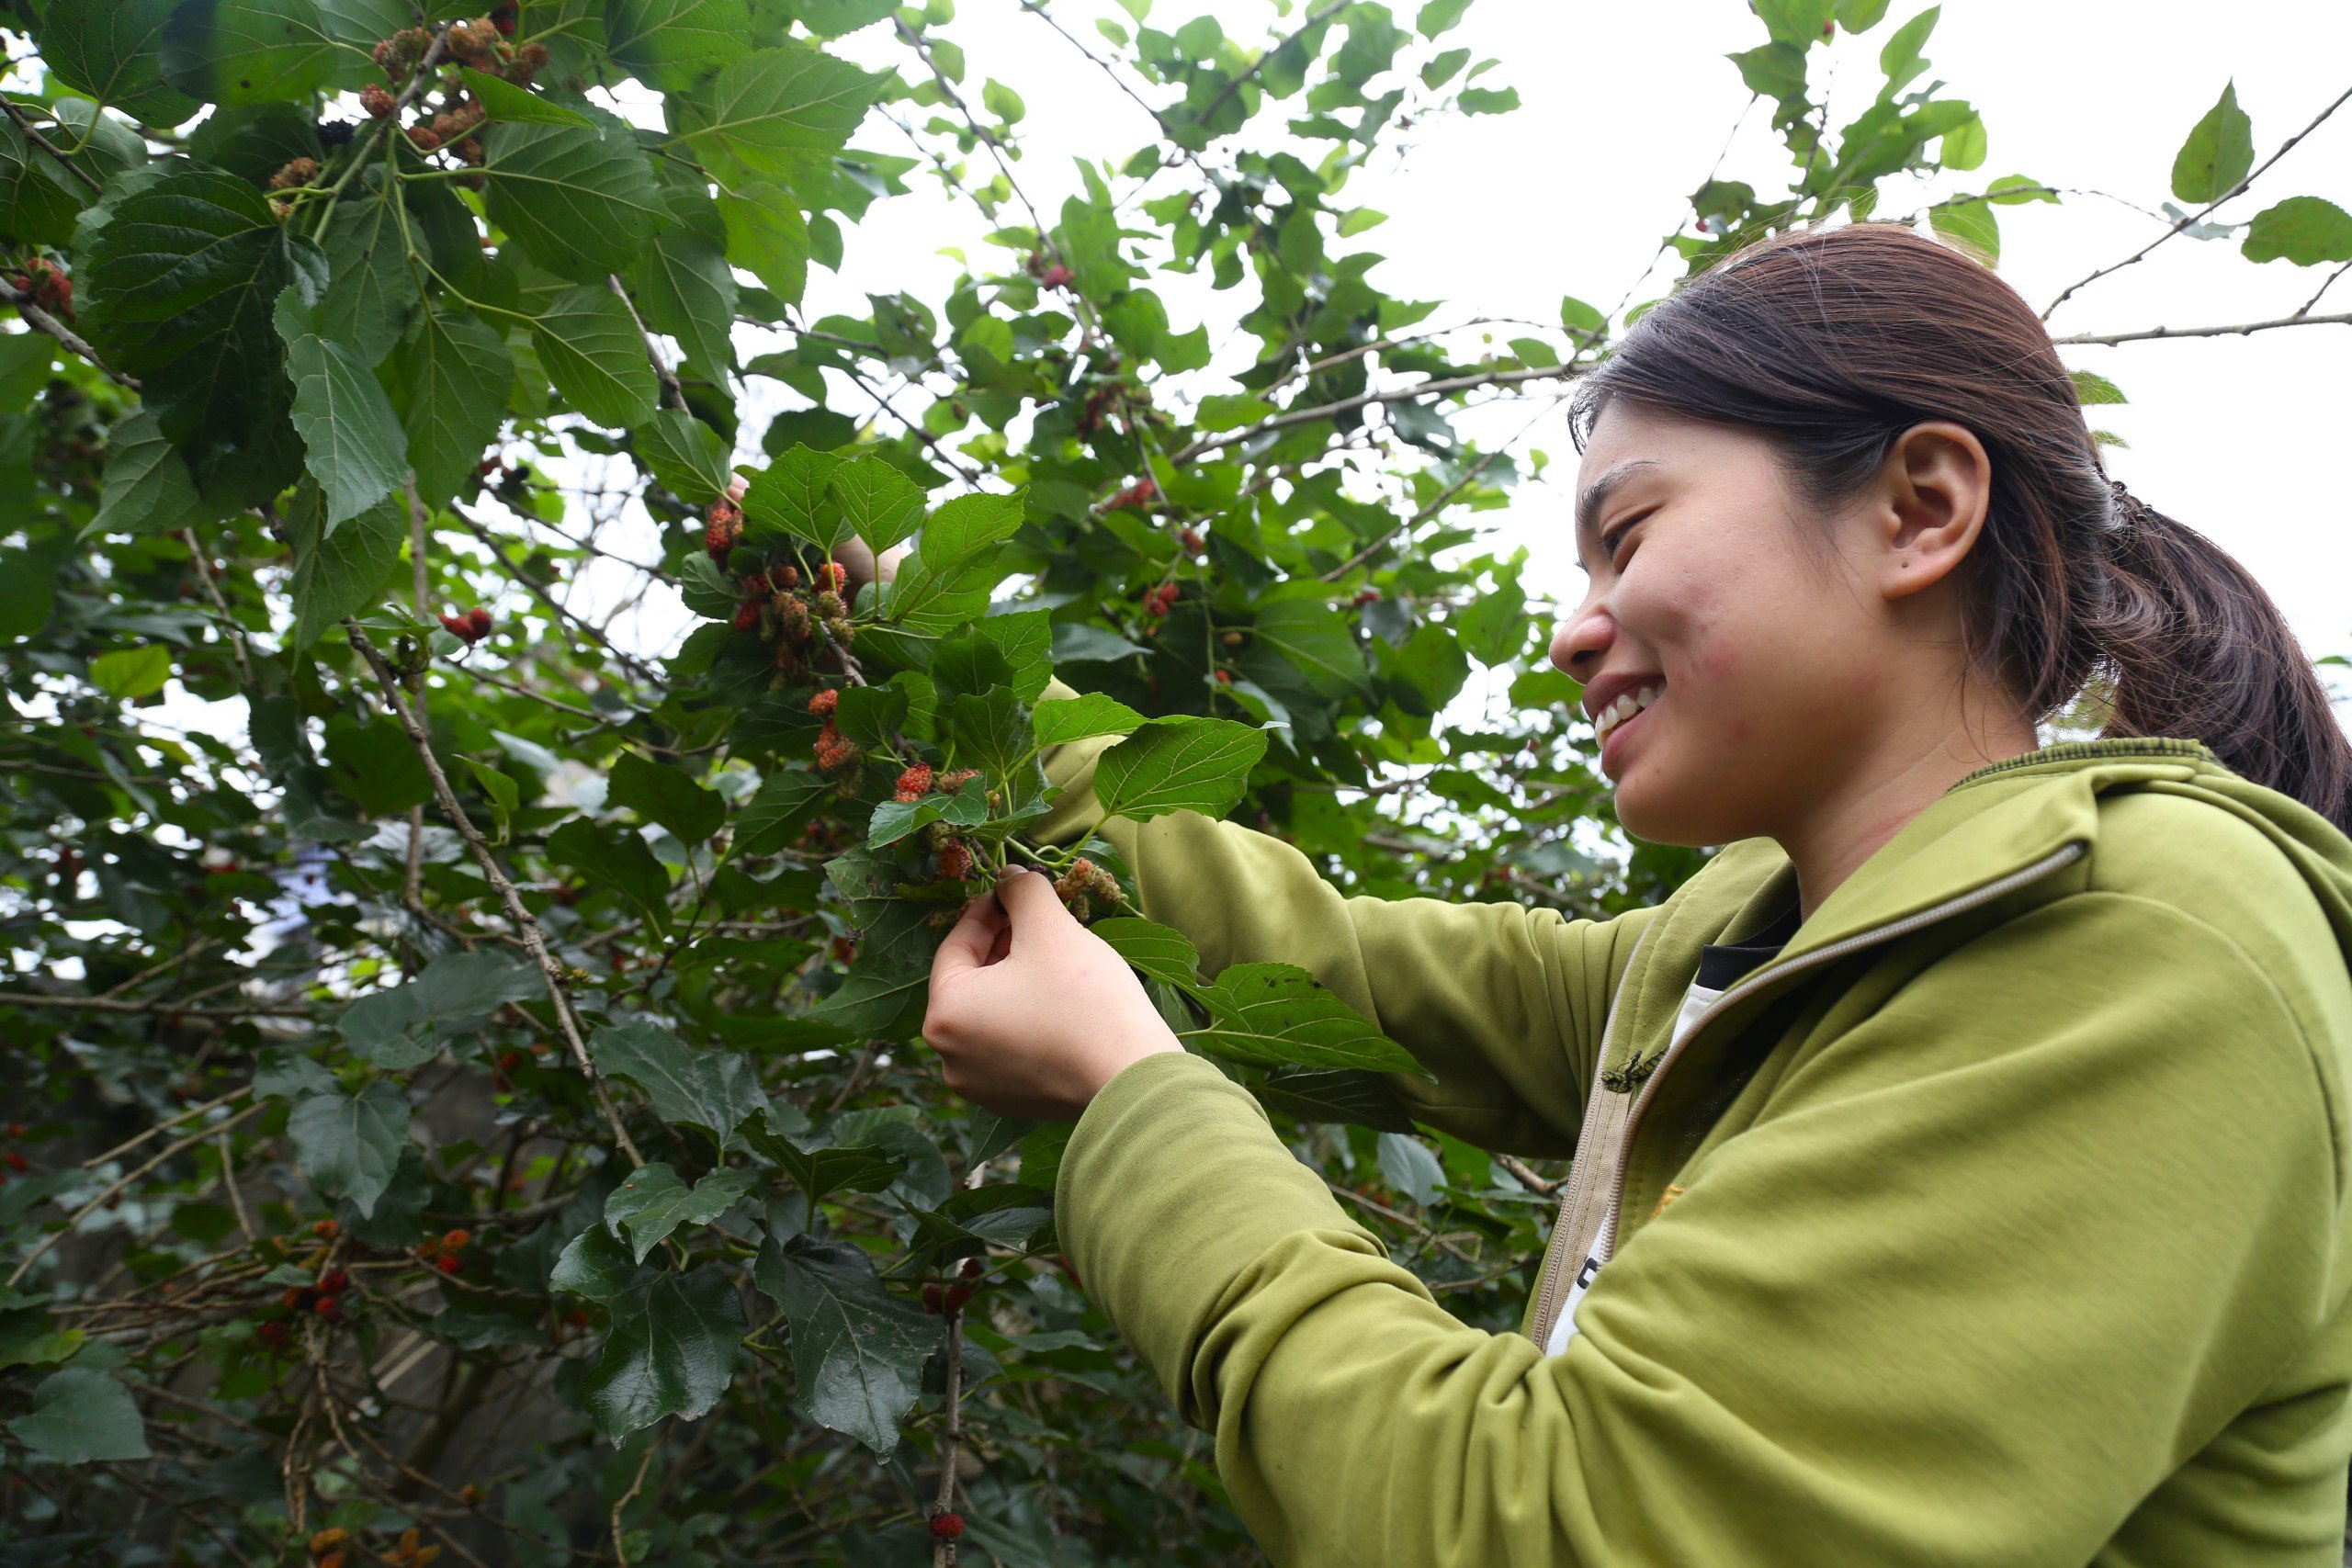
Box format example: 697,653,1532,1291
1032,691,2352,1567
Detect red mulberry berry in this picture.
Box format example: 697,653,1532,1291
490,3,518,36
806,688,838,717
775,565,802,590
360,83,397,117
893,762,933,801
319,1269,349,1295
259,1319,291,1345
467,606,492,636
935,840,974,880
704,498,742,560
405,125,442,153
266,156,319,191
1040,264,1075,288
732,600,761,632
435,1253,463,1276
0,1151,25,1174
815,560,848,592
928,1512,965,1540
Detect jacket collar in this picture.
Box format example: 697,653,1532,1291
1609,738,2225,1071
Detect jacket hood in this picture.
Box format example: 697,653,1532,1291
1604,736,2352,1078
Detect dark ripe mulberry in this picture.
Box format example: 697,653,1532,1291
893,762,933,802
315,119,356,147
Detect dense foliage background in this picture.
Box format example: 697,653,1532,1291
0,0,2345,1562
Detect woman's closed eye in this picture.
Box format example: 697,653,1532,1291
1600,509,1652,569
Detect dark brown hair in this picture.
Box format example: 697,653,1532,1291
1566,220,2352,835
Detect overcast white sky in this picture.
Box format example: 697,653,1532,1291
755,0,2352,714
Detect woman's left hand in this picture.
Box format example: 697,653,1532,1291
922,867,1185,1121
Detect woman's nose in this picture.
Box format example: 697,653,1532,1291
1549,595,1611,680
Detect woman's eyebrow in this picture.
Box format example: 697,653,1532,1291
1573,458,1661,571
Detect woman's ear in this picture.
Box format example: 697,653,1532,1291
1871,420,1994,603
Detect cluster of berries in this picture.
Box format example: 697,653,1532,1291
922,1255,987,1315
804,686,865,787
6,255,71,320
418,1227,471,1277
1102,476,1156,513
1178,526,1204,556
1022,251,1076,290
266,156,320,192
1053,857,1122,925
439,605,495,645
278,1264,354,1328
362,13,546,186
309,1526,438,1568
1140,581,1179,631
733,551,853,686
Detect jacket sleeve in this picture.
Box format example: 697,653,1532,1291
1033,677,1650,1156
1051,889,2344,1567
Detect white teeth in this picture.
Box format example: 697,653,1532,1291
1595,682,1663,744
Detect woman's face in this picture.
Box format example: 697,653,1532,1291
1548,400,1986,851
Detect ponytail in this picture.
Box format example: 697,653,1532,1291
1566,220,2352,835
2089,481,2352,831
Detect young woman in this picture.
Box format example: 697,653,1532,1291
914,222,2352,1565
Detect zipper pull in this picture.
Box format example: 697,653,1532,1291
1598,1050,1661,1094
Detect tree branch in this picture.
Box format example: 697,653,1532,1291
0,99,103,196
1173,360,1576,465
609,272,685,411
1196,0,1359,130
2050,310,2351,347
0,276,138,388
447,502,670,688
2041,82,2352,321
333,615,646,1169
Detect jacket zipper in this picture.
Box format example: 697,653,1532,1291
1528,919,1657,1342
1596,838,2088,1265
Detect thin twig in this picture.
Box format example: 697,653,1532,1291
1196,0,1359,130
931,1310,965,1566
332,613,646,1168
448,502,668,687
1320,387,1572,581
0,275,137,387
8,1102,266,1287
0,98,101,195
1176,362,1576,466
613,1436,661,1567
2041,82,2352,321
2050,310,2351,346
1491,1152,1559,1197
180,528,256,685
0,992,295,1021
609,272,685,411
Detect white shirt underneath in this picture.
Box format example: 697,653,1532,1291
1544,978,1725,1356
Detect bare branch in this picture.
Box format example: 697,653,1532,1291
0,276,139,388
1196,0,1359,130
2041,82,2352,321
447,502,670,688
332,615,647,1169
0,99,102,196
609,272,686,411
1173,361,1576,465
2051,310,2352,347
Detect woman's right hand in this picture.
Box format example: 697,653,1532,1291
724,472,911,600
